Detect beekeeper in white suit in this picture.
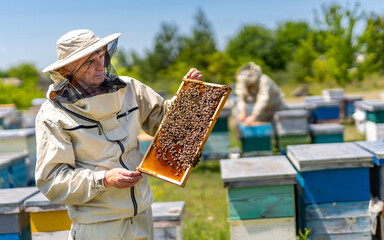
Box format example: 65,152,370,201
35,29,202,240
235,62,287,124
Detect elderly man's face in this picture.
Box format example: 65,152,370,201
66,48,106,89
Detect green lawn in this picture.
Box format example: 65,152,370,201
149,160,230,240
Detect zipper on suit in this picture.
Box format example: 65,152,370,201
116,140,138,217
56,102,102,135
55,101,139,216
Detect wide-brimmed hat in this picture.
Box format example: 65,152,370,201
42,29,121,73
236,62,262,85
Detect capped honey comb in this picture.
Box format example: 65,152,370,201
137,78,231,187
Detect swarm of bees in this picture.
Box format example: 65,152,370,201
153,81,230,176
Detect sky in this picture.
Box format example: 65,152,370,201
1,0,384,71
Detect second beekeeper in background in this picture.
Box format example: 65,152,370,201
235,62,287,124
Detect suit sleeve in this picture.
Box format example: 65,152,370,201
35,107,106,205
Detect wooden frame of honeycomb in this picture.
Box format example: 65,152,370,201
137,78,231,187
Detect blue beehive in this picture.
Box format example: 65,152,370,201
0,129,36,186
343,94,362,118
220,155,297,239
309,123,345,143
355,140,384,200
202,132,230,159
305,96,340,123
0,153,29,188
287,142,373,238
212,107,230,133
305,201,371,240
237,122,273,156
0,187,38,240
355,140,384,240
273,110,310,155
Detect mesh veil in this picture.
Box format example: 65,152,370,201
67,38,119,81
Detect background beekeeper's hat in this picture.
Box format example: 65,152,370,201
42,29,121,73
236,62,262,85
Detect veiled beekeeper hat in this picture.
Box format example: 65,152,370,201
236,62,262,85
42,29,121,73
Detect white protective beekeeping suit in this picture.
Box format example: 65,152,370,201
235,62,287,122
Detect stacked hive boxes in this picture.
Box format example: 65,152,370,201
305,96,340,123
0,187,38,240
152,201,185,240
0,105,22,130
24,192,71,240
287,143,373,240
220,156,297,240
0,129,36,186
355,140,384,240
343,95,363,119
356,100,384,141
202,107,231,159
286,102,317,124
322,89,345,118
309,123,345,144
273,110,310,155
0,153,29,188
237,122,273,156
24,191,186,240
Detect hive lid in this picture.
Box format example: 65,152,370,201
304,96,340,107
355,140,384,166
309,123,345,135
355,100,384,111
24,191,67,212
0,128,35,140
220,155,297,188
237,121,272,138
152,201,185,221
287,142,373,172
344,94,363,101
0,187,38,214
0,152,28,167
287,102,316,111
274,110,309,120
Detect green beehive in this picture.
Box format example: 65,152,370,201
220,155,297,239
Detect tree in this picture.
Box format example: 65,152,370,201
359,13,384,76
287,32,321,83
132,22,180,85
0,63,44,109
177,8,217,70
315,3,364,86
275,21,310,70
7,63,40,88
225,24,274,74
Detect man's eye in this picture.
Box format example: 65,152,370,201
86,60,95,65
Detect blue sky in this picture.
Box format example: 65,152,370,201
1,0,383,71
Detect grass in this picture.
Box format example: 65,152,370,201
149,161,230,240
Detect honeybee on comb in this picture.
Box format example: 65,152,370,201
138,78,231,187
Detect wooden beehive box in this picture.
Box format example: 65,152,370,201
137,78,231,187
